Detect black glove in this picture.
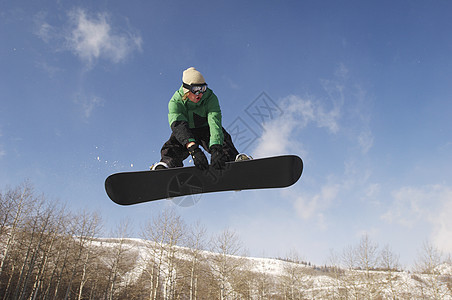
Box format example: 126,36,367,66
188,144,208,170
210,144,226,170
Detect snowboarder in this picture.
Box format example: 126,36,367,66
151,67,251,171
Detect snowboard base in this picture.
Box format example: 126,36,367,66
105,155,303,205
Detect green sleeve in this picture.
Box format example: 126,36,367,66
206,93,224,147
167,90,196,145
168,91,187,126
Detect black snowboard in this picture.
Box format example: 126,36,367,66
105,155,303,205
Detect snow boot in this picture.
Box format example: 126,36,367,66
235,153,253,162
150,161,169,170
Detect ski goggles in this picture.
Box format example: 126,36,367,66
183,82,208,95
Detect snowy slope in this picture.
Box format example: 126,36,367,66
89,237,452,299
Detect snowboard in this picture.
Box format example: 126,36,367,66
105,155,303,205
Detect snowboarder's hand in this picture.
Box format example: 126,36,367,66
188,144,208,170
210,144,226,170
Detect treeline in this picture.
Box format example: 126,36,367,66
0,183,288,299
1,183,452,299
0,183,106,299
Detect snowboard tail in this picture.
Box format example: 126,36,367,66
105,155,303,205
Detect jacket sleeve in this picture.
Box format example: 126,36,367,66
206,93,224,147
168,93,195,146
170,121,195,146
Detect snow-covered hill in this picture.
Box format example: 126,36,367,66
91,237,452,299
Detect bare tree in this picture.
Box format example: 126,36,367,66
63,210,102,300
356,234,379,277
336,235,383,298
47,213,77,299
14,198,60,300
325,249,346,299
413,241,450,299
1,184,39,299
103,220,135,300
208,228,246,299
0,184,35,279
141,208,186,300
247,257,276,299
0,184,120,299
185,221,207,300
279,250,308,300
29,203,67,300
378,244,401,298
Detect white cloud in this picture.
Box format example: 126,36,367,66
358,129,374,154
251,63,374,158
382,187,425,227
35,61,62,77
363,183,381,203
34,12,55,43
249,65,376,229
36,22,55,43
293,183,340,224
74,94,104,119
0,129,5,158
334,62,349,79
382,184,452,253
67,9,142,65
0,147,4,159
35,8,142,66
252,95,340,158
432,197,452,253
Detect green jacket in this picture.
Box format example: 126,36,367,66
168,86,224,147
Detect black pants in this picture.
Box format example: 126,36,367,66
160,127,239,168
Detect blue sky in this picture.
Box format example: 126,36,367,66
1,0,452,267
